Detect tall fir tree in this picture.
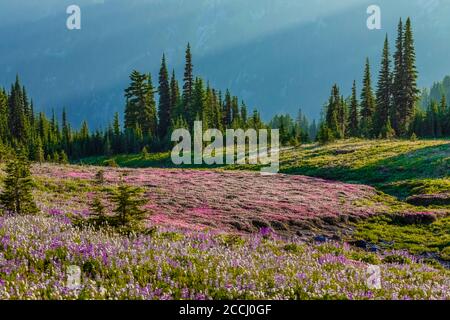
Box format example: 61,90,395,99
8,76,28,143
401,17,419,136
223,90,232,128
392,18,404,134
325,84,344,139
360,58,376,138
170,69,180,122
124,70,157,137
182,43,194,125
374,35,393,137
124,70,148,129
348,80,360,137
158,54,171,138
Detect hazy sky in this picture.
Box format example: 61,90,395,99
0,0,449,125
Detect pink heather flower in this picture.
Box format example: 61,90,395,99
259,227,273,238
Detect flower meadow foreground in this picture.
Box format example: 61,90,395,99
0,215,448,300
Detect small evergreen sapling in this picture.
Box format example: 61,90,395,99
59,150,69,164
89,196,108,228
0,153,38,215
95,169,105,185
109,182,148,232
141,146,149,160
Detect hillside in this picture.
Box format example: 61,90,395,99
0,160,448,299
31,164,389,238
0,141,449,299
82,139,450,199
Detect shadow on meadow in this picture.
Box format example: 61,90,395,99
280,141,450,200
80,140,450,201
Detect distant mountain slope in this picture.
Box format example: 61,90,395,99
0,0,450,127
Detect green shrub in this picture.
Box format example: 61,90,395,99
383,254,411,265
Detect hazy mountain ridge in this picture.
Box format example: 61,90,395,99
1,0,450,128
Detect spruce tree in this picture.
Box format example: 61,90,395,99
392,18,404,134
158,54,171,138
109,182,148,231
59,150,69,164
34,137,45,164
360,58,376,138
402,17,419,136
375,35,393,137
231,96,240,125
139,73,158,137
240,102,248,128
440,95,449,136
61,108,72,156
124,70,157,137
223,90,232,128
192,77,205,125
348,80,360,137
8,76,28,143
325,84,343,138
0,89,9,142
0,153,38,215
182,43,194,124
90,196,108,227
170,69,180,122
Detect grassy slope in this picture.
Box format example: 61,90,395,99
81,139,450,199
276,139,450,199
79,139,450,260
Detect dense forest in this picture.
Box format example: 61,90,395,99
0,43,313,162
0,18,448,163
318,18,450,142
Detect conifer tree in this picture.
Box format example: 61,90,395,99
375,35,393,137
401,17,419,136
139,73,158,137
360,58,376,138
8,76,28,143
34,137,45,164
223,90,232,128
124,70,157,137
59,150,69,164
392,18,404,134
192,77,205,125
325,84,343,138
89,196,108,228
0,152,38,215
61,108,71,155
158,54,171,138
348,80,360,137
170,69,180,122
0,89,9,141
182,43,194,124
240,102,248,128
231,96,240,125
109,182,148,231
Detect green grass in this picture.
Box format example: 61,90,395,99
78,151,226,169
79,152,173,168
68,139,450,262
80,139,450,199
276,139,450,198
354,215,450,261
